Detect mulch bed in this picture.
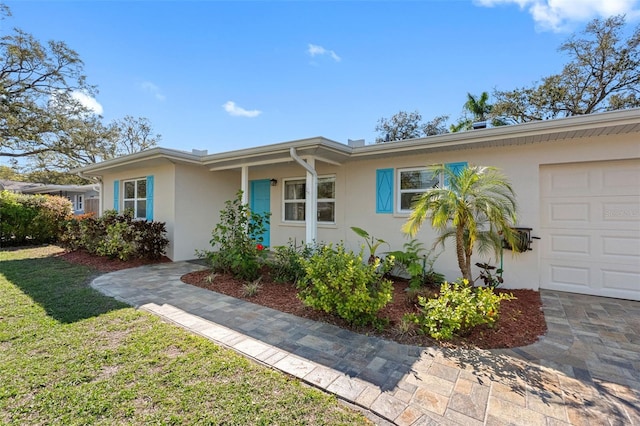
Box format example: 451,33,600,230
181,267,547,350
57,249,171,273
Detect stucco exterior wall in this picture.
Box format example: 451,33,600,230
260,132,638,291
172,164,239,261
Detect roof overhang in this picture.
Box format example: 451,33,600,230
73,108,640,177
21,184,97,194
349,108,640,160
202,137,352,171
74,147,206,177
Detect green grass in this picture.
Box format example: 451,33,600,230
0,246,370,425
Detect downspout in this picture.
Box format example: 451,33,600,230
289,147,317,245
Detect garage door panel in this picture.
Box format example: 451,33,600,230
542,196,640,230
602,235,640,259
602,164,640,195
540,159,640,301
543,229,639,265
542,260,640,299
603,201,640,223
547,233,590,256
601,268,640,292
546,262,591,287
542,161,640,197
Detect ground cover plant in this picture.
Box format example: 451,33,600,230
0,246,369,425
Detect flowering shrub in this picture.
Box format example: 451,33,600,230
203,191,270,281
297,243,394,326
406,278,515,340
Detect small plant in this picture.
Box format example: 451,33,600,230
406,278,515,340
475,262,504,288
270,239,317,285
203,190,270,281
242,277,262,297
396,316,415,337
297,243,394,326
350,227,389,264
387,239,445,289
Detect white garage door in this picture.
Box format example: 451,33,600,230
540,159,640,301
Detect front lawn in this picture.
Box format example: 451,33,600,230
0,246,369,425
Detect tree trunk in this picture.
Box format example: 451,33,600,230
455,226,470,281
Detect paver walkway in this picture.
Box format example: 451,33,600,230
91,262,640,425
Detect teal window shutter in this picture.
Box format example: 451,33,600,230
146,175,154,221
444,162,467,187
376,168,394,213
113,181,119,211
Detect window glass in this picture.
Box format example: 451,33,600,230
398,168,440,212
123,178,147,219
136,200,147,219
124,181,135,199
285,180,305,200
400,170,438,190
318,178,335,198
283,176,335,223
285,202,305,221
137,180,147,198
318,202,335,222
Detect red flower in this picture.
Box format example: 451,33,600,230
256,243,264,251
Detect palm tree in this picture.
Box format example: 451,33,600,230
402,165,518,282
464,92,493,122
450,92,494,132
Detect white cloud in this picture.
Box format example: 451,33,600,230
140,81,166,101
307,43,341,62
475,0,640,31
222,101,262,118
71,91,103,115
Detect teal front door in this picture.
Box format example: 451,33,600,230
250,179,271,247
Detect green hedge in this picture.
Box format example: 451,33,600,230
59,210,169,260
0,191,72,246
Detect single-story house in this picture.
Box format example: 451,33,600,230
20,184,100,215
75,108,640,301
0,180,100,216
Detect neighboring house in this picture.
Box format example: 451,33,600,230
0,180,100,215
75,109,640,301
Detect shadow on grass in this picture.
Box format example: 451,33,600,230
0,256,128,323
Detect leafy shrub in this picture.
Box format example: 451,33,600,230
59,209,169,260
96,221,136,260
0,191,72,245
387,239,445,289
297,243,394,326
406,278,515,340
270,239,316,284
203,191,270,281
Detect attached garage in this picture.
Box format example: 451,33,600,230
540,159,640,301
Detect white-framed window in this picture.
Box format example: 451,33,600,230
75,194,83,211
123,178,147,219
397,167,440,212
283,175,336,223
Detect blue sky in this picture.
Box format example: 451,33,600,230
4,0,640,155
